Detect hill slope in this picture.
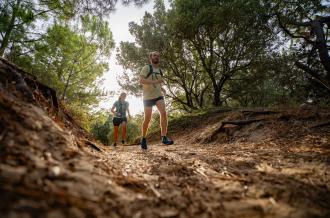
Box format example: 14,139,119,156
1,58,329,218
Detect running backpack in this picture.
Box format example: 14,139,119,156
145,64,163,79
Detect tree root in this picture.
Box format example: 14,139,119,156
310,120,330,128
241,110,279,116
209,118,266,141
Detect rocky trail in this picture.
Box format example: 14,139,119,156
1,58,330,218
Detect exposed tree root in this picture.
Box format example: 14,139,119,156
209,119,267,141
310,120,330,128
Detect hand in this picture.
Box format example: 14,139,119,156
154,78,163,84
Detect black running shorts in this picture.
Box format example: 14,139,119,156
143,96,164,107
112,117,127,126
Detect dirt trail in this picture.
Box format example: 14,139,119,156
99,137,330,218
1,58,330,218
2,137,329,218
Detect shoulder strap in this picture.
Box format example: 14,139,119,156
145,64,163,78
145,64,153,79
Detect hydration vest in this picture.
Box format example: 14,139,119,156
145,64,163,79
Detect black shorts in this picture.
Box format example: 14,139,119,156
113,117,127,126
143,96,164,107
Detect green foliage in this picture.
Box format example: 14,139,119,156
74,0,150,17
117,0,211,110
65,103,93,130
224,53,303,107
116,0,169,96
118,0,282,109
107,119,141,144
1,0,152,136
118,0,329,110
90,113,143,145
15,16,114,110
267,0,330,92
0,0,149,57
169,0,277,106
90,112,113,145
2,0,329,145
0,0,76,57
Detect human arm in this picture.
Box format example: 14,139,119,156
111,102,121,117
111,105,116,115
127,106,132,119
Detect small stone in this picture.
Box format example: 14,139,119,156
34,121,43,130
51,166,61,176
159,209,179,218
269,197,276,205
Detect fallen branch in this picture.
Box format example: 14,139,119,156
84,140,102,152
149,184,161,198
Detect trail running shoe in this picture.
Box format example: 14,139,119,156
141,138,147,150
162,136,174,145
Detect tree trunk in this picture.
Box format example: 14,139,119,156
0,0,21,57
183,86,194,109
311,18,330,82
61,67,74,101
213,76,229,106
213,88,221,106
198,85,208,108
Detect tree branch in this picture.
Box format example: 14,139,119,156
13,9,54,27
276,14,314,44
295,61,330,91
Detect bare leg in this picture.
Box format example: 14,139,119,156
156,99,167,136
122,121,127,141
114,126,119,143
142,106,153,138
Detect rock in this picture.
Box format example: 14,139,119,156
159,209,179,218
50,166,61,177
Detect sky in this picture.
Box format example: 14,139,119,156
98,1,169,115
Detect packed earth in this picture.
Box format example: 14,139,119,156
1,58,329,218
